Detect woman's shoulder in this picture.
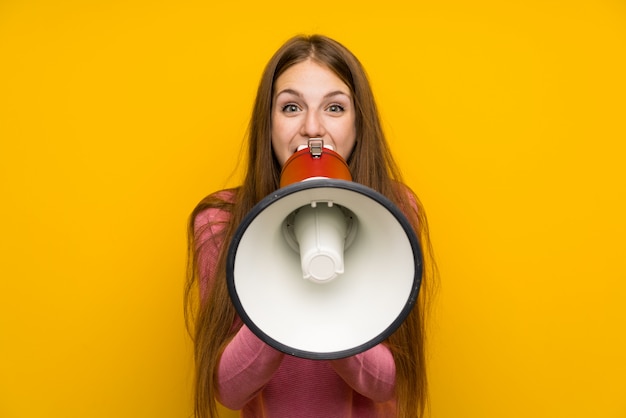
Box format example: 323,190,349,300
391,181,419,207
210,188,237,202
391,180,415,194
193,188,238,230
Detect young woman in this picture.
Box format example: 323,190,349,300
185,34,436,418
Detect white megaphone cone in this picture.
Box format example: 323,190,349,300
227,138,423,359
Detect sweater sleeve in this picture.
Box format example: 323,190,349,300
193,196,285,410
216,325,285,409
194,209,228,301
330,344,396,402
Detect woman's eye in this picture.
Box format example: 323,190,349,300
282,104,300,113
327,104,345,113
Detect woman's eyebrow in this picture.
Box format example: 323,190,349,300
274,88,301,99
274,89,351,100
323,90,351,99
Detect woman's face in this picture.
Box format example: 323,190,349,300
271,59,357,167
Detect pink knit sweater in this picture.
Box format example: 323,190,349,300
195,190,397,417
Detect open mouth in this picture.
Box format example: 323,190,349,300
294,143,335,154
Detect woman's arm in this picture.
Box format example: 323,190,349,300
216,325,285,409
194,201,284,409
330,344,396,402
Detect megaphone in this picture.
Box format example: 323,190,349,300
227,139,422,359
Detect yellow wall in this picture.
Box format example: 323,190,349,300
1,1,624,417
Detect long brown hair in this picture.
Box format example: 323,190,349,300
185,34,436,418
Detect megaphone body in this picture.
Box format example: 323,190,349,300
227,139,422,360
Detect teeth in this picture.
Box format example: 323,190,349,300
295,144,335,152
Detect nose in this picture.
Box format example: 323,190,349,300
300,110,325,138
